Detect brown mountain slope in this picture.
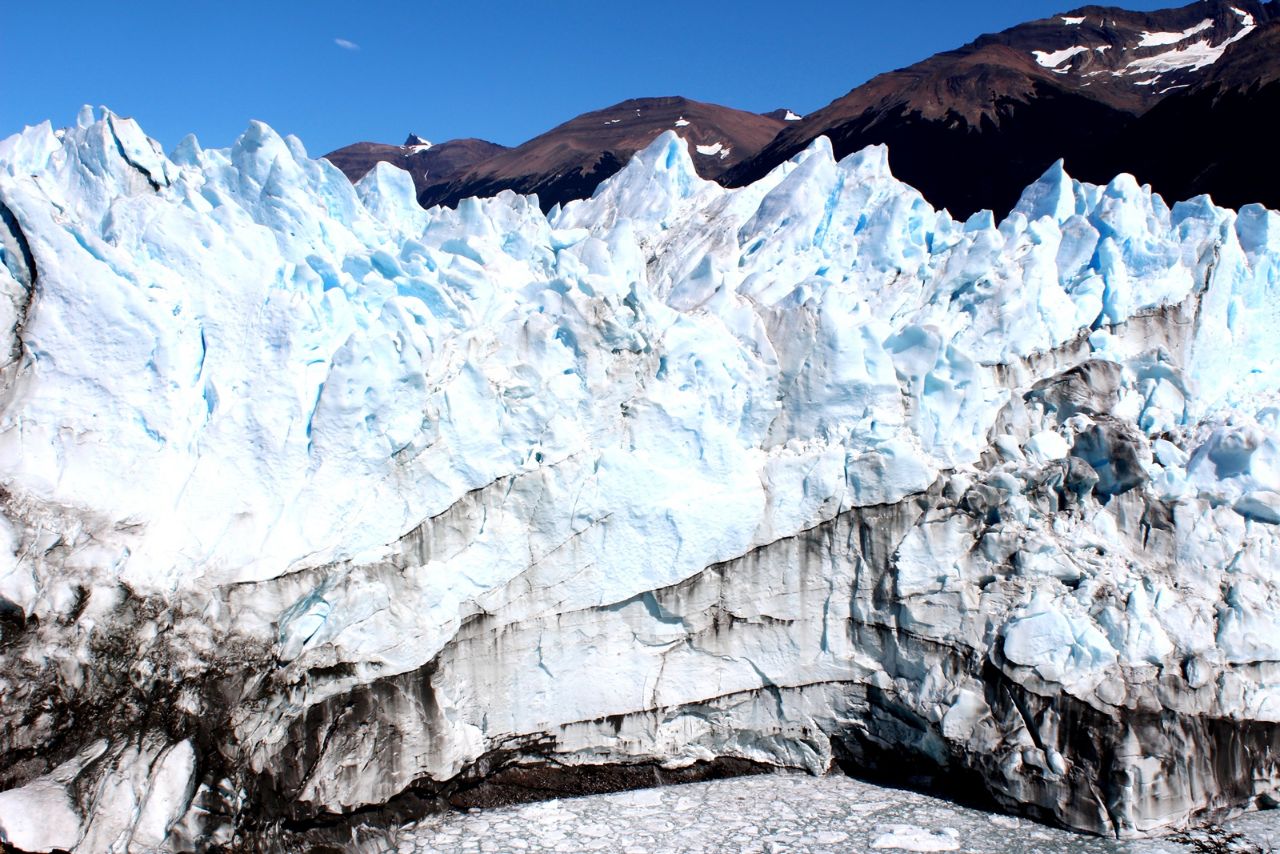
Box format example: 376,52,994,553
416,96,788,211
324,137,509,198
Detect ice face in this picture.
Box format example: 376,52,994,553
2,107,1280,848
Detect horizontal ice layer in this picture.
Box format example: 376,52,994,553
1,108,1280,847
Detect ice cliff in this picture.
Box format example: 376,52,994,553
1,107,1279,850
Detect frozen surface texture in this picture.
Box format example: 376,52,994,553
2,108,1280,849
360,776,1280,853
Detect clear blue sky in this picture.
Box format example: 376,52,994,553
3,0,1180,156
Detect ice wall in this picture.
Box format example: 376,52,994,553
1,109,1279,849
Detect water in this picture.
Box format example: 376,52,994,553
383,774,1280,854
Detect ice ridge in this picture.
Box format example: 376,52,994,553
0,108,1279,847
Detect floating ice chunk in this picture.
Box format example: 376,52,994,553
871,825,961,851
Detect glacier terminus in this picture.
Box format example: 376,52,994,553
1,106,1280,850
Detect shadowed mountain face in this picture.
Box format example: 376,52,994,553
723,0,1278,218
1072,18,1280,210
324,97,789,213
413,96,788,212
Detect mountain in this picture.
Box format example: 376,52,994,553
724,0,1278,217
413,96,789,211
1075,17,1280,209
325,96,789,213
3,109,1280,849
323,135,509,200
325,0,1278,219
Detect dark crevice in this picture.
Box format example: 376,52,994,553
0,195,37,366
105,115,165,192
0,198,35,293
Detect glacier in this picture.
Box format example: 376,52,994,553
1,106,1280,850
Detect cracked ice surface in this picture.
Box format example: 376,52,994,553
3,106,1280,848
385,775,1276,854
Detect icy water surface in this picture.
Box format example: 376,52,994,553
387,774,1280,854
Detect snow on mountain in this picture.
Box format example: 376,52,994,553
1033,45,1092,68
724,0,1279,217
1125,9,1258,74
1136,18,1216,47
1,108,1280,849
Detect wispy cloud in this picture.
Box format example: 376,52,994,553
334,38,360,51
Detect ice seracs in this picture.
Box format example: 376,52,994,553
0,107,1279,850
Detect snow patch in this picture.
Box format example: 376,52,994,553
1061,16,1086,25
871,825,961,851
695,142,731,159
1032,45,1090,68
1137,19,1213,47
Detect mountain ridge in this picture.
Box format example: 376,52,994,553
723,0,1279,215
324,0,1280,217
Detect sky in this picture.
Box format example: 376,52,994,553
3,0,1180,157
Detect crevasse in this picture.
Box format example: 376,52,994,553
0,108,1278,849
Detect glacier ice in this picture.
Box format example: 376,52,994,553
1,107,1280,848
